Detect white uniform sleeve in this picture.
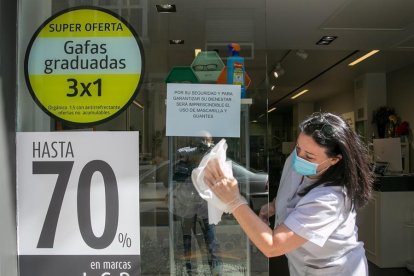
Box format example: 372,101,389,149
283,187,346,247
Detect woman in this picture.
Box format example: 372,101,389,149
203,112,374,275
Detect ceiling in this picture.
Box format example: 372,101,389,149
139,0,414,119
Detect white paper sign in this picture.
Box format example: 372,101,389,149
17,131,140,276
166,83,241,137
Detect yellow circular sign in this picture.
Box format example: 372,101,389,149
25,7,144,125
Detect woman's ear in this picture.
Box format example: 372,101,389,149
331,154,342,165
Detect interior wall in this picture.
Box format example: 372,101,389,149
292,102,314,138
0,0,18,274
387,63,414,172
315,91,354,115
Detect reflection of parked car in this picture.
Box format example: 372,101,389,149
139,159,269,215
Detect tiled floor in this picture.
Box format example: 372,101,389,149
270,256,414,275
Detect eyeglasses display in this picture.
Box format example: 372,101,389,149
192,64,218,71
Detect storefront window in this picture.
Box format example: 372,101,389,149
17,0,270,275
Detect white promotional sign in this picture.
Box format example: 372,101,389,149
17,131,140,276
166,83,241,137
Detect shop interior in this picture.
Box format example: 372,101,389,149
14,0,414,275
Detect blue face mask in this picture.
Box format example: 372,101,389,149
292,149,329,176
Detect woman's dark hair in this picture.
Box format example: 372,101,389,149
298,112,374,209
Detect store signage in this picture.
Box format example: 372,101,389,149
17,132,140,276
24,7,144,125
190,51,225,83
166,83,241,137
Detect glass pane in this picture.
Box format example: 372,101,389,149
17,0,269,275
17,0,414,275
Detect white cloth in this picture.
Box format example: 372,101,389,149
191,139,233,224
275,152,368,276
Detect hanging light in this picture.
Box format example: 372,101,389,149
273,63,285,78
348,50,379,66
268,107,277,113
291,89,309,99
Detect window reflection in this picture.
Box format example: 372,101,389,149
170,138,223,275
41,1,270,275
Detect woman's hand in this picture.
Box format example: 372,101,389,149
203,159,247,213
